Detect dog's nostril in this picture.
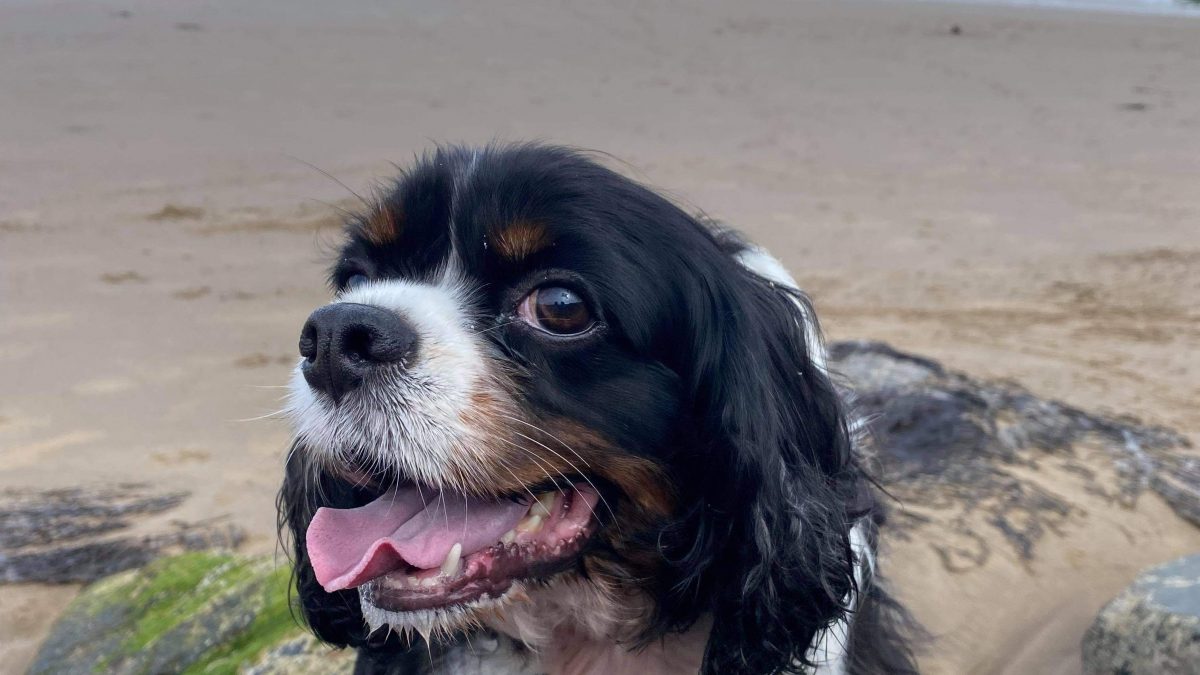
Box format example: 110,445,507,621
341,326,375,364
298,322,318,361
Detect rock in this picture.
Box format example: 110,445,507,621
828,341,1199,568
1153,460,1200,528
28,551,355,675
244,634,357,675
0,484,244,583
1082,553,1200,675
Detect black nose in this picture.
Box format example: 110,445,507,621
299,303,418,403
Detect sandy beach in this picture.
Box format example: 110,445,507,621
2,0,1198,671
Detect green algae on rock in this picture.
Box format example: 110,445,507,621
28,552,354,674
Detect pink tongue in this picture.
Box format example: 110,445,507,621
306,486,531,592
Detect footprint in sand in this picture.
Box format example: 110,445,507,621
151,448,211,465
99,271,147,284
172,286,211,300
70,377,137,396
147,204,205,221
233,353,294,369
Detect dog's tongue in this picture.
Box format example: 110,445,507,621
306,486,530,592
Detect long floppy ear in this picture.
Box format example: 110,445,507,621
278,444,421,660
670,242,868,675
278,444,373,646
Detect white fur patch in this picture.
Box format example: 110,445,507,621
806,519,874,675
284,272,517,492
361,590,542,675
735,246,828,373
360,585,509,638
484,575,642,650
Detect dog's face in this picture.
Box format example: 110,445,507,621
281,145,864,674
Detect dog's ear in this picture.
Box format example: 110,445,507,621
278,443,373,647
666,245,868,675
278,444,450,672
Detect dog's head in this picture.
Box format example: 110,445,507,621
280,144,869,674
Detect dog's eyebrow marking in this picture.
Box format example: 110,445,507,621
493,219,553,261
362,202,402,245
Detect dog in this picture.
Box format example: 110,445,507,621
279,143,917,674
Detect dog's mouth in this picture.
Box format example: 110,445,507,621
306,481,601,613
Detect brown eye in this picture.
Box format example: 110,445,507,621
517,286,594,335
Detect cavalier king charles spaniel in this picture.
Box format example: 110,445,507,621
279,144,917,675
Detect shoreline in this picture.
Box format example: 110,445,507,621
887,0,1200,19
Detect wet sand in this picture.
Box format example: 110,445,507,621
2,0,1198,671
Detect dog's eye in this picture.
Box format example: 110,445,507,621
346,274,369,290
517,286,594,336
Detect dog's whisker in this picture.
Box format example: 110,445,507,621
493,458,542,513
234,408,289,423
493,435,572,498
501,427,609,522
498,415,612,521
467,319,517,337
286,154,373,210
500,414,594,469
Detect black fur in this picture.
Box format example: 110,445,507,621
279,143,918,674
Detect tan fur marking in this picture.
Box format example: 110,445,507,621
542,419,674,518
362,204,402,245
455,398,675,520
494,219,552,261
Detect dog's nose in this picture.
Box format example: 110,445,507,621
299,303,418,403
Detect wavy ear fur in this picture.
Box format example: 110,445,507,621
279,446,365,646
278,447,423,662
664,237,869,675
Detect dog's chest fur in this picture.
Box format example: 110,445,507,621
441,579,706,675
431,629,708,675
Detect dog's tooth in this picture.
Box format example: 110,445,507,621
500,529,517,544
440,542,462,577
421,576,439,588
530,492,557,518
516,513,543,533
406,575,420,586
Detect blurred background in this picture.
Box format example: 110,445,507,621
2,0,1198,673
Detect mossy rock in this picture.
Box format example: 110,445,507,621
29,552,355,674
